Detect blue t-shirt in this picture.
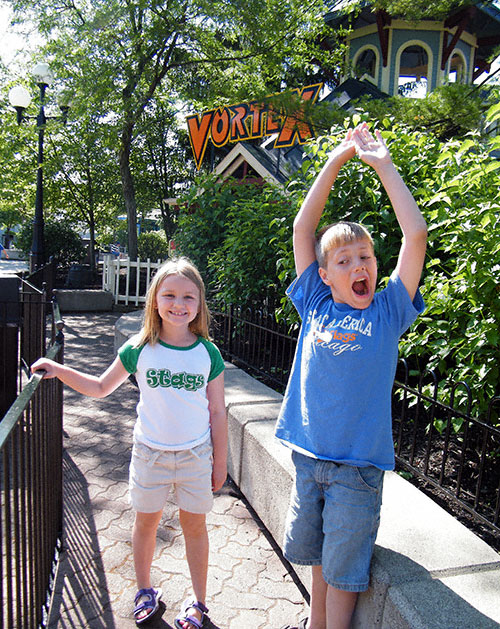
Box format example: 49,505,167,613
275,261,425,470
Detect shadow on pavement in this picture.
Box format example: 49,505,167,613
48,451,116,628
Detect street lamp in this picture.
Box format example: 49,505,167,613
8,63,70,272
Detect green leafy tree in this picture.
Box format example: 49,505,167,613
43,109,123,272
0,71,37,240
368,0,474,22
8,0,344,263
131,100,194,241
137,231,170,261
355,83,496,140
16,220,86,268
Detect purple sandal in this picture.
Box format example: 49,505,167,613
174,598,209,629
134,587,162,625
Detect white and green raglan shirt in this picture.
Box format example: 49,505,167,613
118,335,225,451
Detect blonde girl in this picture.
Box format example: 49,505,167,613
32,257,227,628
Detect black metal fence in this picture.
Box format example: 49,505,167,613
211,302,297,392
393,362,500,544
0,278,64,629
210,302,500,545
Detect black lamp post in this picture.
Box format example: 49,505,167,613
8,63,69,272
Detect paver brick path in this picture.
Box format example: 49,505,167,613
48,313,308,628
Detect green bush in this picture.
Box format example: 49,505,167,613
15,220,86,268
175,175,290,297
208,185,291,305
175,107,500,423
137,231,170,261
397,104,500,425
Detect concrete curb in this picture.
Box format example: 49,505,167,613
116,312,500,628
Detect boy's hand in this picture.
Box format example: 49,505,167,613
329,128,356,167
352,124,392,170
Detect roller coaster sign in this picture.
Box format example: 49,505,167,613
186,83,322,170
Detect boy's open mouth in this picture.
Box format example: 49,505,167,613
352,279,369,296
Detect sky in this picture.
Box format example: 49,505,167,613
0,2,43,75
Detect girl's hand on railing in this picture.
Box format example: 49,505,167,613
31,358,59,379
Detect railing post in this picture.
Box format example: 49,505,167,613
0,274,21,418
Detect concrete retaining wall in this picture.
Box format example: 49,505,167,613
56,289,113,312
116,312,500,628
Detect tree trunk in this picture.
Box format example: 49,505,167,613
88,214,96,275
119,122,138,261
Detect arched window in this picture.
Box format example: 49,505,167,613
353,46,379,81
396,43,430,97
448,51,467,83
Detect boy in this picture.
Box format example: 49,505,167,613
276,124,427,629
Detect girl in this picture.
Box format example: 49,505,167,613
32,257,227,628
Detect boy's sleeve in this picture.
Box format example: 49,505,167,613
287,260,330,319
384,272,425,335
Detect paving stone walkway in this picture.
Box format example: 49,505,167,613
48,313,309,629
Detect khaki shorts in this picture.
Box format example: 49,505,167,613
129,439,213,514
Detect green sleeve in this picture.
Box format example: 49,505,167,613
118,337,145,374
200,338,225,381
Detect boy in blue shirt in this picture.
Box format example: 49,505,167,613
276,124,427,629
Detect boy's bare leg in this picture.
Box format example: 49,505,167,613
308,565,327,628
307,566,358,629
326,586,358,629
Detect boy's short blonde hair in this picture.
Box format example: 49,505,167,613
315,221,374,268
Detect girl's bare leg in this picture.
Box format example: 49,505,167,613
178,509,209,629
132,510,163,620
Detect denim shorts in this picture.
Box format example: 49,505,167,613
283,450,384,592
129,439,213,514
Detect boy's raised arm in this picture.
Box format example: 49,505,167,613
293,131,355,277
352,125,427,300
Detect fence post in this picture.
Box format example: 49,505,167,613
0,274,21,418
228,304,234,358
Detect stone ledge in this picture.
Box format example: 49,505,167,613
225,367,500,629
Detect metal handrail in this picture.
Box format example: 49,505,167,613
0,341,61,449
1,293,65,629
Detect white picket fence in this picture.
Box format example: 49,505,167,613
102,254,166,306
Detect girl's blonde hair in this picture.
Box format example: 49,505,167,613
315,221,374,268
135,257,211,346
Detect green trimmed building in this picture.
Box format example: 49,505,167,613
326,0,500,96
